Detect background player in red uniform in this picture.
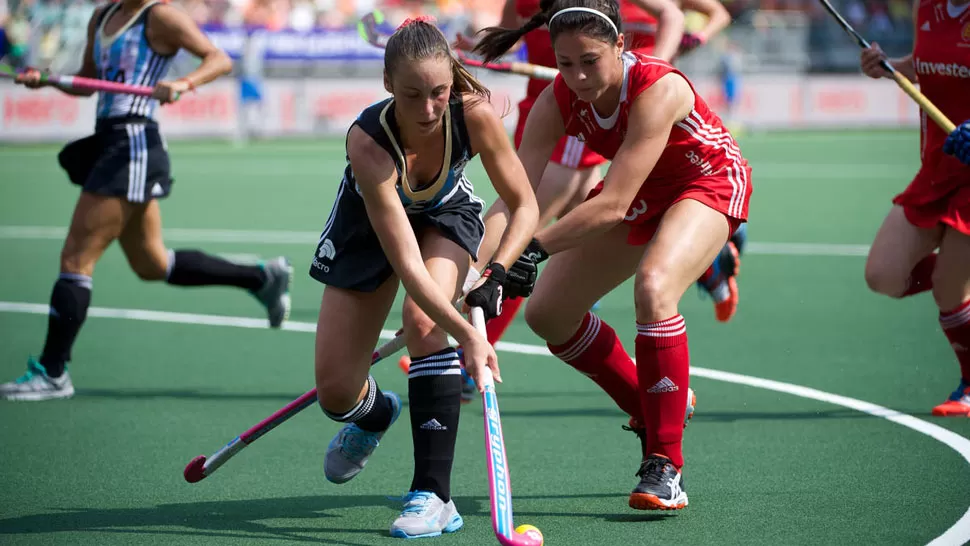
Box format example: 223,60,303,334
475,0,752,510
860,0,970,417
622,0,731,56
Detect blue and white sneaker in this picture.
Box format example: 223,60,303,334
250,256,293,328
389,490,464,539
0,357,74,401
324,391,402,483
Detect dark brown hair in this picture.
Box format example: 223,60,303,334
473,0,622,65
385,19,490,101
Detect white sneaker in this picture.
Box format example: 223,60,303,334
389,491,464,539
324,392,401,484
0,358,74,401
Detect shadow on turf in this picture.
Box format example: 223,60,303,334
73,388,607,403
0,493,648,542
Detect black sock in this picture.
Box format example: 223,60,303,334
408,348,462,502
39,274,92,377
322,375,395,432
166,250,266,291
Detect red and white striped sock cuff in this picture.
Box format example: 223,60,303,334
637,315,688,348
549,313,602,362
940,299,970,330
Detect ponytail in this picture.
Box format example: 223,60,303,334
474,0,622,64
473,0,555,64
451,55,491,102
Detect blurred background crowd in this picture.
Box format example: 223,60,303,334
0,0,915,76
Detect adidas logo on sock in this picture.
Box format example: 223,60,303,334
648,377,679,394
420,418,447,431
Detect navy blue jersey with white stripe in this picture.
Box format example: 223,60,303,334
93,1,174,121
342,95,482,215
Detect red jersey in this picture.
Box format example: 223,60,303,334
516,0,556,99
553,51,750,219
620,1,658,53
911,0,970,197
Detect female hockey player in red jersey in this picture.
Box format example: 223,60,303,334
861,0,970,417
474,0,752,511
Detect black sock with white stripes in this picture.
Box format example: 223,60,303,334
408,347,462,502
39,273,92,377
322,375,395,433
166,250,266,291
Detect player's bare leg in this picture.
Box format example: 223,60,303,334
865,206,942,298
1,192,125,401
629,198,732,511
317,278,402,484
120,201,292,328
391,230,469,539
930,227,970,417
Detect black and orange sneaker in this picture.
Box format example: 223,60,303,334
629,454,688,511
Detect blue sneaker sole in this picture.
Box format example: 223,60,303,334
389,514,463,539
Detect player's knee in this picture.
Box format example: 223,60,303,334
863,259,907,298
402,303,448,355
634,267,678,319
523,294,560,341
315,366,363,415
59,244,93,276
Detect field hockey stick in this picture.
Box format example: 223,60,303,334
357,11,558,81
183,331,407,483
0,63,180,99
816,0,955,133
469,307,543,546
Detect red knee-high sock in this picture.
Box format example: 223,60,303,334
940,299,970,383
902,254,937,297
635,315,690,469
487,296,524,345
547,313,641,419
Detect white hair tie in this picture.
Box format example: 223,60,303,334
548,7,619,37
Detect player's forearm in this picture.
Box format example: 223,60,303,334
652,8,685,61
397,262,478,342
475,202,511,271
890,54,916,82
181,50,232,88
696,11,730,42
489,202,539,270
535,199,623,254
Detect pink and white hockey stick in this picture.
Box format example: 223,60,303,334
357,11,558,82
469,307,543,546
1,64,166,98
183,331,407,483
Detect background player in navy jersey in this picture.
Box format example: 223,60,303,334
860,0,970,417
0,0,292,402
308,17,538,538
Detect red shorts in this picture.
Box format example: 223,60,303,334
894,167,970,236
516,97,608,170
587,167,752,246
